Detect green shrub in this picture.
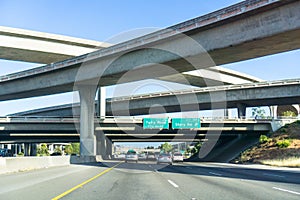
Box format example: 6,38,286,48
37,143,50,156
259,135,271,144
282,110,297,117
64,145,73,155
17,152,24,156
276,140,291,148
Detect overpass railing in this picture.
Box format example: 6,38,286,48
109,78,300,102
0,0,281,83
1,116,293,124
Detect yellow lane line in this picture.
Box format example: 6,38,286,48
52,162,122,200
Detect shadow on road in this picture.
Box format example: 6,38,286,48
71,159,300,185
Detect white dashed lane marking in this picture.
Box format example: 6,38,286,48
272,187,300,195
168,180,179,188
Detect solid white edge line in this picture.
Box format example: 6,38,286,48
209,172,222,176
168,180,179,188
272,187,300,195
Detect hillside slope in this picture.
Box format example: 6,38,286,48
232,120,300,167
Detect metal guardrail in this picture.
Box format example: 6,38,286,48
0,0,280,83
0,116,79,123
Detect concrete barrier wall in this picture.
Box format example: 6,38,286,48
0,156,70,174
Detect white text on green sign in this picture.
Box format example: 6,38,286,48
143,118,169,129
172,118,201,129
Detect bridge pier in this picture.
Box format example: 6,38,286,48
96,133,113,159
78,86,97,157
30,143,37,156
24,143,30,156
237,103,246,118
96,87,106,117
106,138,113,159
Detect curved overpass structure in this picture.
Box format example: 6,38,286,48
0,0,299,102
0,26,111,64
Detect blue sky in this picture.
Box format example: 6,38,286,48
0,1,299,118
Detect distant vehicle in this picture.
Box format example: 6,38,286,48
154,152,160,159
157,153,172,165
138,153,147,160
0,148,12,157
125,150,138,163
172,152,184,162
147,152,156,160
117,153,126,160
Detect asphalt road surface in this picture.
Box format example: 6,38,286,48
0,161,299,200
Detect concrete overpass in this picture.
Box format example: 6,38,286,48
0,0,299,101
13,79,300,118
0,26,111,64
0,116,273,159
0,117,272,143
0,25,263,87
0,26,262,87
1,0,300,158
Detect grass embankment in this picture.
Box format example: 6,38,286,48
232,120,300,167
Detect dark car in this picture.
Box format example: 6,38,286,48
0,148,12,157
146,152,156,160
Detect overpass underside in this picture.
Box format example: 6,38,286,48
0,119,271,143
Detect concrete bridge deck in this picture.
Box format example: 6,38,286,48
0,117,272,143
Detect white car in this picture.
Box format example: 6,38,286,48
172,152,184,162
125,150,138,163
157,153,172,165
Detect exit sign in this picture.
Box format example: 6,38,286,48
172,118,201,129
143,118,169,129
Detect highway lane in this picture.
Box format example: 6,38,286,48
0,161,299,200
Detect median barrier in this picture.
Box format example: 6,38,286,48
0,156,70,174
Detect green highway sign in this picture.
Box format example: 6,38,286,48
143,118,169,129
172,118,201,129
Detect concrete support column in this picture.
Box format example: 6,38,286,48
79,86,97,156
96,132,106,159
24,143,30,156
17,144,22,154
106,138,113,159
11,144,15,155
237,103,246,119
14,144,18,155
224,109,232,119
30,143,37,156
270,106,277,119
96,87,106,117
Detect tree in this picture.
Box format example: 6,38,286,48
190,142,202,155
71,143,80,155
160,142,173,153
64,145,73,155
53,147,62,155
37,143,49,156
282,110,297,117
251,107,266,119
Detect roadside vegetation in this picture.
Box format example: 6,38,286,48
232,120,300,167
